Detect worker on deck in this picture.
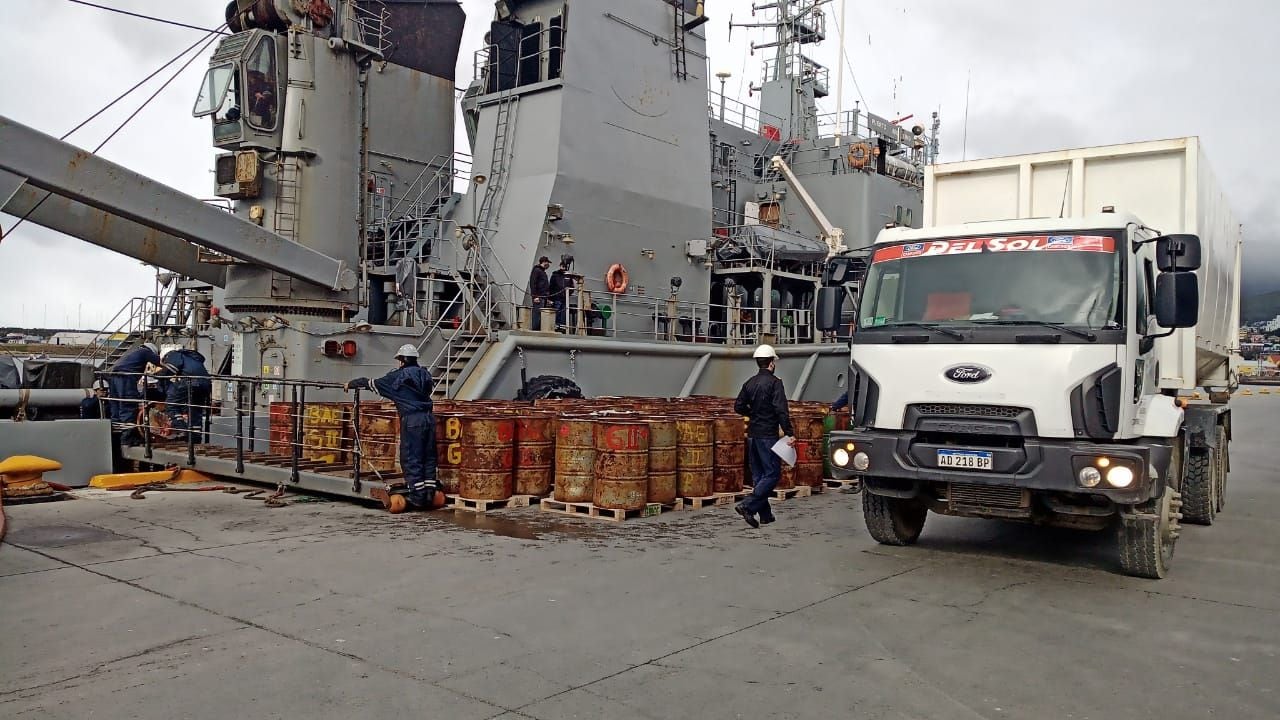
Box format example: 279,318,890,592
733,344,795,528
79,380,108,419
344,344,445,512
150,348,213,441
106,342,160,431
529,256,552,331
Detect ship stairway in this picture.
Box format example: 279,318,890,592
364,154,466,272
475,92,519,233
762,138,801,181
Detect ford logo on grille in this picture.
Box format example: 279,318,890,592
944,365,992,384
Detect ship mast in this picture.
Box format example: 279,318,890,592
733,0,832,141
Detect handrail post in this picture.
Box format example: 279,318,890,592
247,380,258,452
141,377,153,461
351,387,363,494
290,384,301,484
235,379,245,474
186,382,196,466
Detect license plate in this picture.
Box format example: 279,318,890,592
937,450,993,471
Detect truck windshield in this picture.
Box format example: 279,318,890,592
857,234,1122,331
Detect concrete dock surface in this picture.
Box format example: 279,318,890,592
2,395,1278,719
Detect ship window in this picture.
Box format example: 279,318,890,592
193,64,235,118
244,37,278,130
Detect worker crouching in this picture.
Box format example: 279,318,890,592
150,348,213,441
345,344,445,511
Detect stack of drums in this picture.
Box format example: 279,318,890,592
554,416,595,502
356,402,399,473
645,418,678,504
435,407,465,494
457,416,515,500
300,402,348,463
792,410,827,489
514,413,555,497
675,417,714,498
592,418,650,510
712,417,746,494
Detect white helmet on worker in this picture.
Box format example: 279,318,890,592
394,343,419,360
752,344,777,360
143,342,159,354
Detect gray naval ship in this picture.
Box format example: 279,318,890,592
1,0,936,410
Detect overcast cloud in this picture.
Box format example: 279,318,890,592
1,0,1277,329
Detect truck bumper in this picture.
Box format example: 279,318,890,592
829,429,1173,508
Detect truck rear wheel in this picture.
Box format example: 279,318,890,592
1117,485,1181,579
1181,449,1216,525
1214,425,1228,512
863,491,927,546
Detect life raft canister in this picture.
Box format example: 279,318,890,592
606,263,629,294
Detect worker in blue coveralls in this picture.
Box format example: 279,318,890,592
107,341,160,429
733,344,796,528
345,344,445,511
831,390,848,412
150,347,213,441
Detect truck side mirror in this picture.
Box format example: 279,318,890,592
816,287,843,331
825,257,852,285
1154,272,1198,329
1154,234,1201,272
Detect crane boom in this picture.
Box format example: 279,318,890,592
769,154,847,257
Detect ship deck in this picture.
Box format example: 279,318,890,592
2,394,1278,719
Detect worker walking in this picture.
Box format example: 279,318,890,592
106,342,160,429
150,348,213,441
733,344,795,527
345,344,444,512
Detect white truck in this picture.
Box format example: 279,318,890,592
817,137,1243,578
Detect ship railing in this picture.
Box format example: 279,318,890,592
473,23,566,94
529,283,830,347
94,370,402,493
762,53,829,96
708,89,787,135
352,1,392,56
364,152,473,268
814,108,934,164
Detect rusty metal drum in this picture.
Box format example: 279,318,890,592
435,410,466,494
645,418,678,504
300,402,348,464
675,417,714,498
592,420,650,510
356,403,399,473
514,414,555,497
712,417,746,494
554,416,596,502
457,416,515,500
791,411,826,488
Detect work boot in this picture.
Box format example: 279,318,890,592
734,502,759,528
759,513,776,525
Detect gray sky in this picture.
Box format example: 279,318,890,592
2,0,1277,330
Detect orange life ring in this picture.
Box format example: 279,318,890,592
848,142,875,170
606,263,629,294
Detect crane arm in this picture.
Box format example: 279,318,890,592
769,154,847,257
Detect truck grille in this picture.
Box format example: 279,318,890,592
948,483,1028,510
912,404,1026,419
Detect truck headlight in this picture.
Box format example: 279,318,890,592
833,448,850,467
1078,467,1102,488
852,452,870,471
1106,466,1134,488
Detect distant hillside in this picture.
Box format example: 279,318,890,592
1244,291,1280,323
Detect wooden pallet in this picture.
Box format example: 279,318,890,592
678,490,749,510
823,478,863,492
539,498,676,522
447,494,537,513
768,485,814,501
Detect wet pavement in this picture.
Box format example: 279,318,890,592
2,395,1278,719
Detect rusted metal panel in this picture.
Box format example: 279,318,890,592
458,416,515,500
554,416,595,502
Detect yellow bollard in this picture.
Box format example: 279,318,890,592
1241,389,1253,396
1261,388,1272,395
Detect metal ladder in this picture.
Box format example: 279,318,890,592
475,93,519,232
672,3,689,80
274,158,303,242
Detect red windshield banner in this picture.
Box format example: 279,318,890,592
872,235,1115,263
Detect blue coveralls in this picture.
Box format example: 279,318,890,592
107,345,160,425
734,368,795,523
350,364,437,507
152,349,212,441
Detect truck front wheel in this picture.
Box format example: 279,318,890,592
1117,485,1182,579
863,491,927,546
1181,449,1216,526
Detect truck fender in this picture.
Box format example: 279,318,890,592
1182,404,1230,450
1135,394,1183,439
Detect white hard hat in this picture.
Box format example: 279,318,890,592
394,343,419,359
143,342,159,354
752,344,777,359
92,379,108,390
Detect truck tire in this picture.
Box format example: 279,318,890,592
1214,425,1228,513
1117,485,1181,579
863,491,927,546
1181,450,1215,525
